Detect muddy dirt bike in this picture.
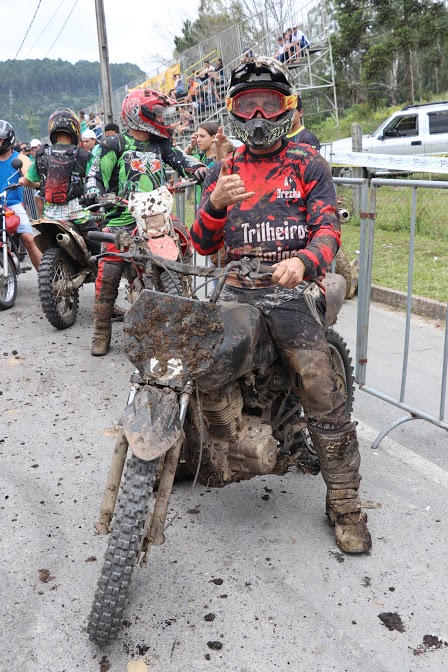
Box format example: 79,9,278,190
32,201,107,329
85,197,354,645
0,160,26,310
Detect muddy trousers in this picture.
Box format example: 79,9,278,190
92,257,127,356
220,284,371,552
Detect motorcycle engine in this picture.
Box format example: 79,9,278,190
201,384,278,481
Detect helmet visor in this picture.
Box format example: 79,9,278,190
152,104,177,120
227,89,297,120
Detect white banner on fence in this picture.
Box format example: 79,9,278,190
328,151,448,174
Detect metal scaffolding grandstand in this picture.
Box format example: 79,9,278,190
86,0,338,134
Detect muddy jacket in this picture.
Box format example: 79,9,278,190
85,132,205,227
191,140,340,287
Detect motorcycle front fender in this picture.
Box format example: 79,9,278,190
121,385,182,461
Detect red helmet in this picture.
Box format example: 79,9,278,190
121,89,177,138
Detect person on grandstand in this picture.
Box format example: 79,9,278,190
191,56,371,555
286,95,320,150
21,108,101,255
0,120,42,270
85,88,207,357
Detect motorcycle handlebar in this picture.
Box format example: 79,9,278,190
87,230,116,243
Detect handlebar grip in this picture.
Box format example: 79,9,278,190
87,231,116,243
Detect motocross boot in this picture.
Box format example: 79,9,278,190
307,423,372,554
91,262,122,356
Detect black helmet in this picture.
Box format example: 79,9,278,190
48,107,81,145
226,56,297,149
0,120,15,156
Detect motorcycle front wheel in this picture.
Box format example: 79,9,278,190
87,455,158,646
0,255,18,310
38,247,79,329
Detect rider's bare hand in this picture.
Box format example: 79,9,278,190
271,257,306,288
209,160,255,210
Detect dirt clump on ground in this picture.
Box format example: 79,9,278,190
378,612,405,632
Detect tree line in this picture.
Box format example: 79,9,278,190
0,59,145,142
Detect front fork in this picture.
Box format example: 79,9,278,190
95,377,193,537
2,218,9,278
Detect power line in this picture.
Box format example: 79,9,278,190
0,0,43,85
43,0,80,60
24,0,68,58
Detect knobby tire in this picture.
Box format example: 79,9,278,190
38,247,79,329
0,255,18,310
326,328,355,413
87,455,158,645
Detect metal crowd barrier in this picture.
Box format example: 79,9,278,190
354,177,448,447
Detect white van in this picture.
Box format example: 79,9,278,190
320,101,448,176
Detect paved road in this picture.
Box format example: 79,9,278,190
1,269,447,672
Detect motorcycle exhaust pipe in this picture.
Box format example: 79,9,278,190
339,208,350,222
56,232,82,261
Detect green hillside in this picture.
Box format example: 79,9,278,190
0,58,146,143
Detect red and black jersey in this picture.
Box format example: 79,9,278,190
191,140,341,287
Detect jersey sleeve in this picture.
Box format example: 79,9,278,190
160,138,205,177
26,162,40,183
85,136,118,195
191,162,227,255
296,153,341,279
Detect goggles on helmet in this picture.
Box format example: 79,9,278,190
226,89,297,120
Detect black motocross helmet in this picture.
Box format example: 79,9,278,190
226,56,297,149
48,107,81,145
0,120,15,156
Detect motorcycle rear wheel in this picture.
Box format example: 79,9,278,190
286,328,355,460
326,328,354,413
38,247,79,329
87,455,158,645
0,255,18,310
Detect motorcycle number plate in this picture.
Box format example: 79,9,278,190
147,235,179,260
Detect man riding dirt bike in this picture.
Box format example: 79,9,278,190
20,108,115,329
84,88,207,357
0,120,42,271
191,56,371,555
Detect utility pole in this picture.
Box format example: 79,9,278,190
94,0,113,123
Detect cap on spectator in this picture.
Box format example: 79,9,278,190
82,129,97,140
29,138,41,147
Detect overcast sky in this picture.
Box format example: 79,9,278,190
3,0,201,75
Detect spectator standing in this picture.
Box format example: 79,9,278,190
28,139,43,216
286,95,320,150
104,123,120,137
81,129,100,172
79,111,88,134
184,122,233,208
0,120,42,270
29,138,41,159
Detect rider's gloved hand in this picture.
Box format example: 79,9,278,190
81,191,99,207
194,166,208,184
